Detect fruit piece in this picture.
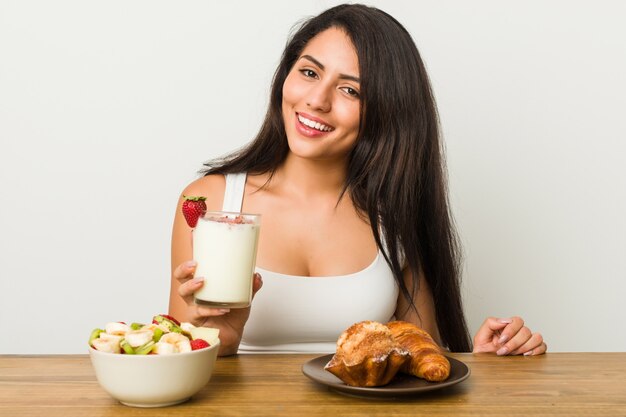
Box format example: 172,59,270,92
152,327,164,343
92,337,122,354
141,323,168,333
190,339,210,350
157,333,192,353
135,341,156,355
177,339,192,353
99,333,124,344
189,326,220,346
182,196,207,227
88,328,103,346
125,330,154,347
179,322,195,339
180,322,196,332
161,314,181,326
151,314,180,326
105,322,130,336
130,322,144,331
160,332,189,345
153,314,183,333
152,342,176,355
120,339,135,354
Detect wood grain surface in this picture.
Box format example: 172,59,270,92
1,353,625,416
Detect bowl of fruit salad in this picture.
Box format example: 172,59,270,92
88,314,220,407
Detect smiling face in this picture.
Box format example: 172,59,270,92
281,27,361,163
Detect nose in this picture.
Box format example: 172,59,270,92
305,82,332,112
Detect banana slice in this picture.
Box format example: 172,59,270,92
125,330,154,348
176,339,192,353
141,323,169,333
152,341,177,355
105,322,130,336
92,337,122,353
160,332,190,345
180,322,196,333
99,333,124,343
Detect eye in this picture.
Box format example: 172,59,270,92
299,69,318,79
341,86,360,98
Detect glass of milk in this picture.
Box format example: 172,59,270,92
192,211,261,308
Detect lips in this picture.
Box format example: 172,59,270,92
296,112,335,135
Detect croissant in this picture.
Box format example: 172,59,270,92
324,321,409,387
386,321,450,382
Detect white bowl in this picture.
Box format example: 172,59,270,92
88,340,220,407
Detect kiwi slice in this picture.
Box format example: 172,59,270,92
152,327,164,342
135,341,156,355
88,328,103,345
120,339,135,354
153,315,183,333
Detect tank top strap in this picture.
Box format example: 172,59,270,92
222,172,247,212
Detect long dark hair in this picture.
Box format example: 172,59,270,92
202,4,471,352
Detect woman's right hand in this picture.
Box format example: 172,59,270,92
173,260,263,356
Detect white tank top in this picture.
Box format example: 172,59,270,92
223,173,399,353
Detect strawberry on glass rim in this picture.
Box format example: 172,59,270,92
182,195,207,228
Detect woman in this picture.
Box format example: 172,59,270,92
169,4,546,357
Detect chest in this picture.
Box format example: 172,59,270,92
241,257,399,349
245,194,378,277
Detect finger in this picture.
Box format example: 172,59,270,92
178,276,204,304
523,341,547,356
497,326,532,356
473,317,512,346
174,260,197,283
512,333,545,356
495,316,525,345
195,304,231,317
252,273,263,295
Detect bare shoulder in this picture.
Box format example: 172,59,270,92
179,173,226,212
246,172,272,191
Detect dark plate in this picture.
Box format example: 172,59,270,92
302,354,470,398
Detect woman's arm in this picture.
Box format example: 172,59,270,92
169,176,221,320
168,175,263,356
394,267,442,345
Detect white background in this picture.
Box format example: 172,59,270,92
1,0,624,354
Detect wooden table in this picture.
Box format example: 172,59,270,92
1,353,625,416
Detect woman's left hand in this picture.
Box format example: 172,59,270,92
473,316,546,356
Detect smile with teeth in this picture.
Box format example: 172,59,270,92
297,114,334,132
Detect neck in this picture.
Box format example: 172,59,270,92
272,153,348,200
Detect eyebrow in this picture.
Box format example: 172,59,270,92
299,54,361,83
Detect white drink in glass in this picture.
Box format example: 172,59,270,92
193,212,261,308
